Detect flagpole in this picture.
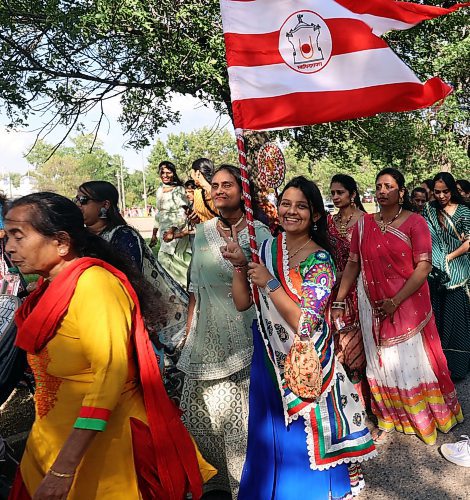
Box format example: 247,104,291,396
235,128,259,264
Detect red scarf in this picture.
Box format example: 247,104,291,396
15,257,202,500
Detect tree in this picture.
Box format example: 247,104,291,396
146,127,237,195
0,1,467,179
26,134,125,196
0,1,229,149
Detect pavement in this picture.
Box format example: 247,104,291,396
1,377,468,499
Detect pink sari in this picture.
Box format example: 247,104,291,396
350,214,461,433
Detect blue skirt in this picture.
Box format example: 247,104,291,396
239,321,352,500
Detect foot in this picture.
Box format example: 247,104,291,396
371,427,388,445
440,435,470,467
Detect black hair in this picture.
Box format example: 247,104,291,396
184,179,197,190
79,181,127,229
411,187,428,200
375,167,413,211
430,172,467,208
278,176,334,257
191,158,215,183
7,192,162,333
421,179,434,191
330,174,366,212
456,179,470,195
158,160,183,186
192,158,216,216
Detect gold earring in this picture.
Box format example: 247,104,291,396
399,197,404,206
350,199,356,208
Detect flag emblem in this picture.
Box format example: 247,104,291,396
280,11,332,74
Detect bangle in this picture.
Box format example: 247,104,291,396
234,265,248,274
390,298,399,308
332,301,346,310
48,469,75,479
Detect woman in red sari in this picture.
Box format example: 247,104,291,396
327,174,368,405
5,193,211,500
332,168,463,445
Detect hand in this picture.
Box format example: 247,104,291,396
32,472,74,500
187,210,201,224
247,262,273,288
376,298,398,322
220,226,248,267
162,229,175,242
331,307,345,330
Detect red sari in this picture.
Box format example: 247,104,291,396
327,215,367,397
349,214,463,444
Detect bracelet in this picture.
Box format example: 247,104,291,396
48,469,75,479
390,298,399,308
332,301,346,310
233,263,248,273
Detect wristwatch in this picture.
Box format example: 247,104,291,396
265,277,281,294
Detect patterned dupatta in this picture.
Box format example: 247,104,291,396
257,234,336,424
357,215,432,349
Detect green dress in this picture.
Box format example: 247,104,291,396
177,217,271,498
154,184,191,288
423,203,470,379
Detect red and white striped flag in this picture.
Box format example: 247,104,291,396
220,0,468,130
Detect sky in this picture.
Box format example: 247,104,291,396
0,94,231,175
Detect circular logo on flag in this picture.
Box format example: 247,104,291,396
279,10,332,74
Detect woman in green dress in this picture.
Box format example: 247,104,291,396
177,165,271,499
423,172,470,380
150,161,191,289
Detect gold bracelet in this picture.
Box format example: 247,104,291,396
390,298,399,308
48,469,75,479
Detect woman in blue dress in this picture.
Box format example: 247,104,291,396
222,176,376,500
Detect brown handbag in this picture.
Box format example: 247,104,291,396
284,336,322,399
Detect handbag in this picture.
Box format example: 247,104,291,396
284,336,322,399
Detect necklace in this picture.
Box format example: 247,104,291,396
288,238,311,260
378,207,402,233
218,214,245,231
333,211,354,237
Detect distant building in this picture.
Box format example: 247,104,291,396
0,175,38,198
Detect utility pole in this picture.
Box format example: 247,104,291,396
120,156,126,212
142,152,148,215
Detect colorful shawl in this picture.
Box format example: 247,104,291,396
15,258,202,500
257,234,376,469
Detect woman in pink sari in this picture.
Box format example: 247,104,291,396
332,168,463,445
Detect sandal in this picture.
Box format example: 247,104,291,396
371,428,388,445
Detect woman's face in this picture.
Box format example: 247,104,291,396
185,187,195,203
434,180,452,208
160,167,174,184
73,190,106,226
210,170,242,212
278,187,312,236
375,174,402,208
456,183,469,202
330,182,352,209
5,206,68,277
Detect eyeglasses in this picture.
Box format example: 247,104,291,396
72,195,95,206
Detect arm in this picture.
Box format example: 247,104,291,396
447,240,469,261
332,224,361,324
